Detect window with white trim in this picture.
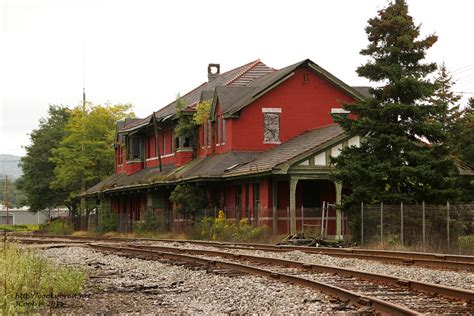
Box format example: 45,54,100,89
262,108,281,144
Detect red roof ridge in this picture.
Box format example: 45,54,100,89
225,59,263,86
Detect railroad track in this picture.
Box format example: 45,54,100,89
9,233,474,271
10,235,474,315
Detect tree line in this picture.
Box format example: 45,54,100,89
16,103,134,213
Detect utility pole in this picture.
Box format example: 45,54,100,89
5,175,9,225
80,41,86,228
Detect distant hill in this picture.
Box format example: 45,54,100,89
0,154,22,179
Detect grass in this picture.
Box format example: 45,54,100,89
42,220,74,236
0,243,86,313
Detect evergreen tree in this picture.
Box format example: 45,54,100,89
16,106,71,211
429,63,462,133
332,0,460,205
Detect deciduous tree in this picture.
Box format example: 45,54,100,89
50,103,134,211
17,106,70,211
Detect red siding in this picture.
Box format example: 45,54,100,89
231,67,356,152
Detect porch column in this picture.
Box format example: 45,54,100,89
289,176,299,235
335,181,343,240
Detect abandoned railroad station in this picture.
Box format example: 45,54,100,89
84,59,372,238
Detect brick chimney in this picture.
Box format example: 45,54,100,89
208,63,220,82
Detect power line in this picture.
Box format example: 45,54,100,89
452,63,474,73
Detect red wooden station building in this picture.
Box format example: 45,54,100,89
85,59,370,238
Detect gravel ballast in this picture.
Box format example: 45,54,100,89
140,241,474,291
38,246,357,314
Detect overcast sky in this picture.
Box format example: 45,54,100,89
1,0,473,157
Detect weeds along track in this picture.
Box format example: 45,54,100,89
9,233,474,271
10,235,474,315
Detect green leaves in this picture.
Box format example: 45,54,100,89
51,103,134,203
16,106,70,211
17,103,134,212
332,0,462,206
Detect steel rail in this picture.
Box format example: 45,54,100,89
9,234,474,270
88,243,422,316
128,243,474,303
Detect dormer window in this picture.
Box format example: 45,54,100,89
127,135,142,160
262,108,281,144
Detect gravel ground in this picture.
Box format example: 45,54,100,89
37,246,358,314
136,241,474,291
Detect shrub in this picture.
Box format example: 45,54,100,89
43,220,73,235
97,207,117,233
191,211,269,242
0,244,85,313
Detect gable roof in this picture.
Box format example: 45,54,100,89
119,60,275,133
211,59,368,118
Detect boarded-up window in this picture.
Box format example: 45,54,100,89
263,112,280,143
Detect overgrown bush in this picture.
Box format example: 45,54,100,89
43,220,73,235
458,235,474,255
0,244,85,313
97,207,117,233
190,210,269,242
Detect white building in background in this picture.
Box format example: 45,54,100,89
0,204,69,225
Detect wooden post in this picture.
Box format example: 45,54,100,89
361,202,364,245
400,202,404,246
286,206,290,235
4,175,8,225
301,205,304,234
422,201,426,251
447,201,450,251
321,201,326,237
289,177,298,235
152,112,162,172
380,202,384,245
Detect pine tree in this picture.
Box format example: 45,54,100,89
332,0,460,205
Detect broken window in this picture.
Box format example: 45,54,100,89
263,112,280,143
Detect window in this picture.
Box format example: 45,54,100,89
262,108,281,144
117,145,123,165
203,123,207,147
217,115,222,144
162,131,166,155
222,118,226,143
171,130,175,153
128,136,141,160
207,121,211,146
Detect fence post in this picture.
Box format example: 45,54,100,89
422,201,426,252
361,202,364,245
447,201,450,251
380,202,384,245
301,205,304,234
321,201,326,238
273,206,277,235
286,206,290,235
214,207,217,219
400,202,404,247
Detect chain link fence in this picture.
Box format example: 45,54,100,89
348,202,474,254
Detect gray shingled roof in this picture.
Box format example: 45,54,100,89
120,60,275,132
85,124,347,196
84,151,259,195
212,60,368,118
223,124,346,177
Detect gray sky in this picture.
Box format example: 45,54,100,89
1,0,473,157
